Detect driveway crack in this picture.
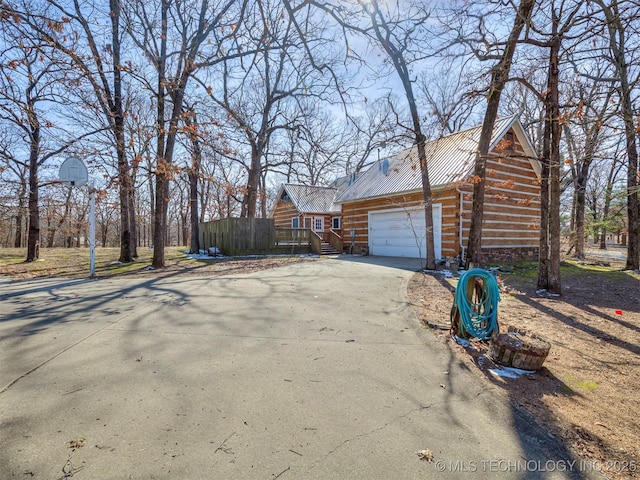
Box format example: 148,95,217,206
0,302,157,395
306,403,434,472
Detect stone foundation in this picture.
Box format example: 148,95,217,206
480,247,539,264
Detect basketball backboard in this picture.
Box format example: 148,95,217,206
59,156,88,186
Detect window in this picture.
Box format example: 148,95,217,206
503,132,515,152
291,217,299,228
332,217,341,229
314,218,324,232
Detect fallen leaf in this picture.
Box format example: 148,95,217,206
68,438,86,451
416,449,434,462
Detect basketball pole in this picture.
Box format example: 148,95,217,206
89,183,96,279
59,156,95,279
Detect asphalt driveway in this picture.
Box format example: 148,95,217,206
0,256,596,479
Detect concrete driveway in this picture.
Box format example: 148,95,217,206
0,256,594,479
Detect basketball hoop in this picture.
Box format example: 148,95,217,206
59,156,95,278
59,156,88,186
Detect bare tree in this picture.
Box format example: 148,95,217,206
523,0,585,294
0,127,28,247
418,58,481,135
0,15,102,261
267,102,390,186
587,0,640,270
183,106,203,253
463,0,536,268
360,0,438,269
285,0,439,268
6,0,139,262
597,142,627,249
48,185,73,248
197,0,330,219
562,68,615,259
342,98,402,174
95,189,118,247
585,147,626,249
124,0,246,267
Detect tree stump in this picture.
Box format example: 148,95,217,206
450,277,487,339
489,326,551,371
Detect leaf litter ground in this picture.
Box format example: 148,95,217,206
408,254,639,479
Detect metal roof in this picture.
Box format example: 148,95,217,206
283,184,341,214
335,115,523,203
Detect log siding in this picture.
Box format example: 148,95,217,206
272,199,299,228
340,127,541,262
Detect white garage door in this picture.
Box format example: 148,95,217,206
368,205,442,260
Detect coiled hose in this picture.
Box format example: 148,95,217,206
452,268,500,339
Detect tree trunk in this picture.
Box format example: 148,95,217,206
181,213,189,247
26,121,40,262
101,224,108,247
129,189,138,258
596,0,639,269
566,187,576,256
260,173,268,219
563,125,578,257
242,142,262,218
548,101,562,294
190,170,200,253
562,88,609,259
538,124,550,290
600,160,619,250
49,187,73,250
151,0,169,268
620,82,639,270
199,179,209,224
110,0,133,264
153,173,168,266
363,0,438,269
185,110,202,253
538,10,562,295
466,0,536,267
14,213,23,249
574,184,587,259
14,179,26,248
149,169,155,246
599,230,607,249
416,130,437,270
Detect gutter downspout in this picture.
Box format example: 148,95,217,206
456,186,465,263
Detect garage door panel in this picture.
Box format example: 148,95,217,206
369,206,441,259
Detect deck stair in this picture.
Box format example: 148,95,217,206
320,242,340,255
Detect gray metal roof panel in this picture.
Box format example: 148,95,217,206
284,184,340,214
336,116,518,203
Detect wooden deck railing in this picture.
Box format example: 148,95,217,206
309,231,323,255
274,228,311,246
328,229,343,253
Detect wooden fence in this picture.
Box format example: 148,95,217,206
199,218,313,256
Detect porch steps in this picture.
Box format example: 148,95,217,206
320,242,340,255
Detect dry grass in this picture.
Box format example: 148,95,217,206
0,246,315,279
408,258,640,479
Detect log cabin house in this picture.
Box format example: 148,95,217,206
272,116,541,263
271,182,343,235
